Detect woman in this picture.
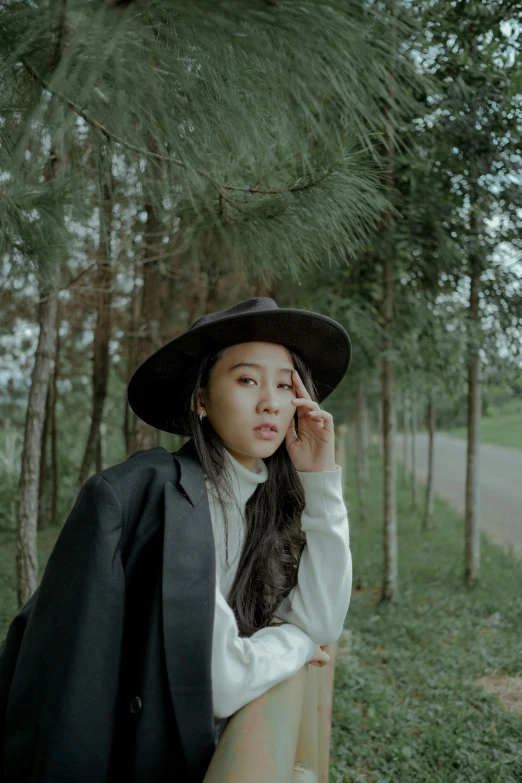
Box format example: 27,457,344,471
0,297,352,783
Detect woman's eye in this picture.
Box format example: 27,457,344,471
238,377,293,390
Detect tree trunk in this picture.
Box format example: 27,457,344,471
17,14,67,595
376,403,383,457
78,173,113,488
123,385,130,456
402,387,408,486
186,257,207,327
50,316,60,525
410,387,417,509
37,379,51,531
124,257,143,455
354,382,367,522
17,292,58,606
380,5,400,602
335,423,348,481
465,250,481,583
95,428,103,473
423,391,435,530
129,202,162,453
360,384,369,487
338,424,349,501
381,251,398,602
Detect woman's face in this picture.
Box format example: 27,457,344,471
198,341,297,470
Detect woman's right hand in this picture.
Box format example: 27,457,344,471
309,643,330,667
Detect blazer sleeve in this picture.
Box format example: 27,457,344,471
273,466,352,644
211,574,317,719
0,473,125,783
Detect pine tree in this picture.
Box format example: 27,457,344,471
1,0,424,604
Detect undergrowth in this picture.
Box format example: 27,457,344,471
330,449,522,783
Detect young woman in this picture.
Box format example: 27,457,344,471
0,297,352,783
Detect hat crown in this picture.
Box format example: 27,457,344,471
189,297,278,331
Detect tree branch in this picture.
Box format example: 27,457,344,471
21,59,337,203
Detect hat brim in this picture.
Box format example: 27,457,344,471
127,308,351,436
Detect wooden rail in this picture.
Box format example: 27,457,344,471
203,642,338,782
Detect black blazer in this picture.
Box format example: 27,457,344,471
0,440,217,783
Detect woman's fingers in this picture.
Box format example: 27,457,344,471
292,399,320,411
291,369,312,400
309,644,330,667
291,401,333,431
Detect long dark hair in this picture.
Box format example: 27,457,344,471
180,345,319,638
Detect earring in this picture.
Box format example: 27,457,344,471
199,411,204,421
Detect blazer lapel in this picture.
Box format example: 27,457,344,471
162,442,217,782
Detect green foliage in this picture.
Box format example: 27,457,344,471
330,448,522,782
361,0,522,422
0,0,425,281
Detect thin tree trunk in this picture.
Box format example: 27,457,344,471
335,423,348,476
354,382,367,522
17,9,68,590
402,387,408,486
465,249,481,583
381,250,398,602
186,257,207,326
423,391,435,530
78,172,113,488
339,424,349,500
410,387,417,509
360,385,369,487
377,403,384,457
37,379,51,531
123,385,130,455
17,293,58,606
380,55,398,599
95,428,103,473
129,201,162,453
16,39,68,602
49,322,59,525
124,257,143,454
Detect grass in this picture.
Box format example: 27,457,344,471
330,449,522,783
446,413,522,450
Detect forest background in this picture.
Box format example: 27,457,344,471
1,1,521,780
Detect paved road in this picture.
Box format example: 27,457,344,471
395,432,522,557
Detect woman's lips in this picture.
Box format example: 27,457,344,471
254,428,278,439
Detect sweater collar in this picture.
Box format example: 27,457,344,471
222,448,269,510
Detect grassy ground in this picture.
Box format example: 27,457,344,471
446,413,522,450
330,449,522,783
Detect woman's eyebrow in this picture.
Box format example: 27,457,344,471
228,362,293,376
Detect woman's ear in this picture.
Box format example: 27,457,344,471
191,389,206,415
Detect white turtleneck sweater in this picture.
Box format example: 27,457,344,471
206,449,352,720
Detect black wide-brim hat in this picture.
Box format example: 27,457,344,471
128,297,351,436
